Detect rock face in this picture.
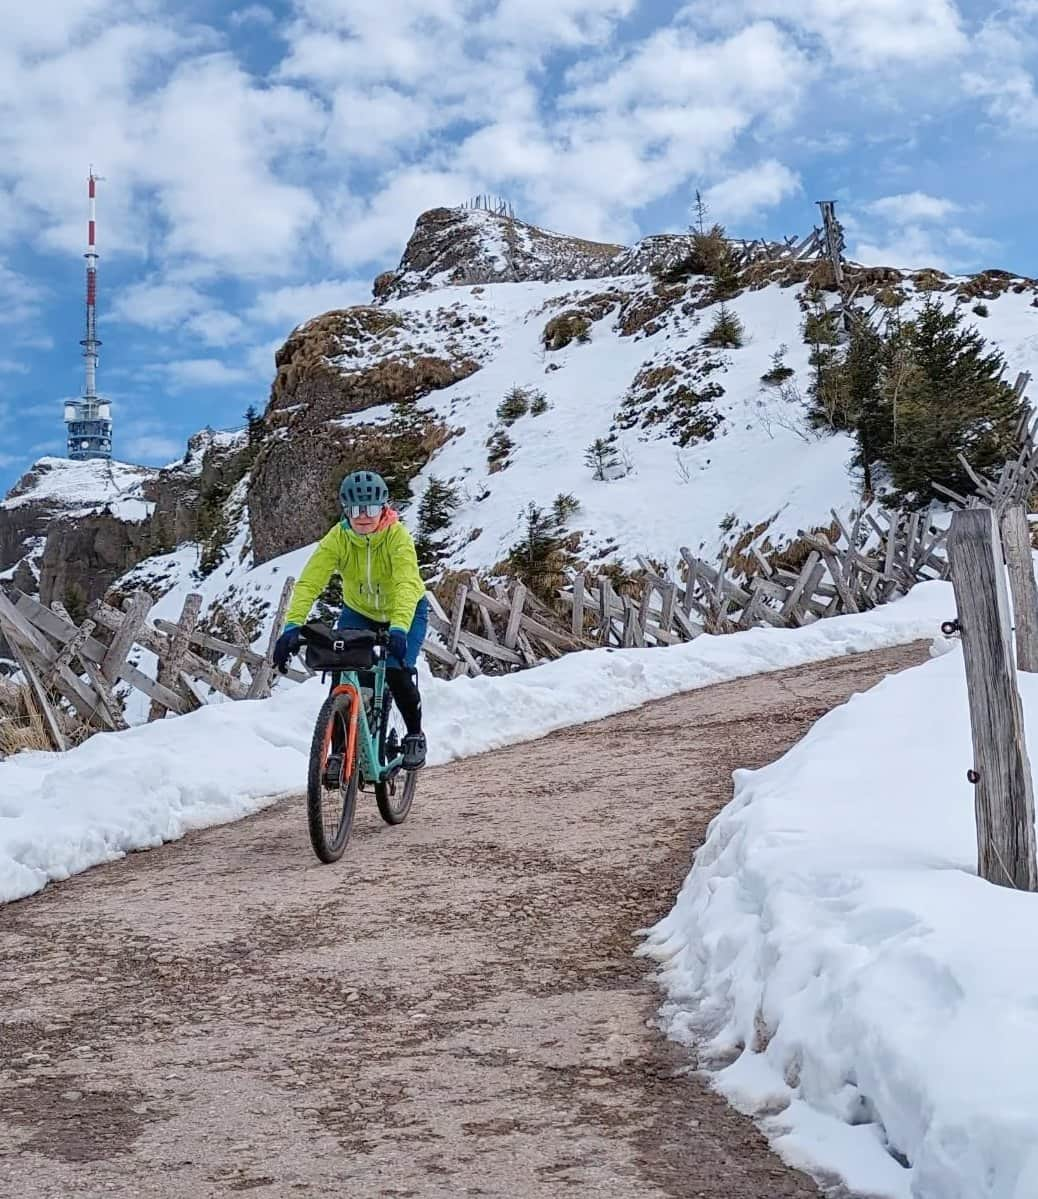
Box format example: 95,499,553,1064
37,513,157,613
373,207,630,300
0,458,158,609
0,432,252,614
248,302,480,563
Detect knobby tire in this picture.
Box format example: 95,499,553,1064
306,690,360,863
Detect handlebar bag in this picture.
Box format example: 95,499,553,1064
301,621,377,671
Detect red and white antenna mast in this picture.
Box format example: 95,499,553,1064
65,167,113,460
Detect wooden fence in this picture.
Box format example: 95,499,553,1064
0,495,957,750
0,579,306,751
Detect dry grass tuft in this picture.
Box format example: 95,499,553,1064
0,684,52,756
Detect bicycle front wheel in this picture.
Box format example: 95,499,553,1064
306,689,360,863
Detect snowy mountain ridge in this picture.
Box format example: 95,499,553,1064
5,205,1038,652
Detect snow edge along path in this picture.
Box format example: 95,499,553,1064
0,581,953,906
639,627,1038,1199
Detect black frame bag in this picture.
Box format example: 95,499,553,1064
301,622,377,672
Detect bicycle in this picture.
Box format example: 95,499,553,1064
296,621,418,863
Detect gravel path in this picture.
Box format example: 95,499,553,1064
0,642,928,1198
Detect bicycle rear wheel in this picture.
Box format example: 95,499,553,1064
306,689,360,863
374,693,417,826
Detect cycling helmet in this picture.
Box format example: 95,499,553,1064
339,470,389,513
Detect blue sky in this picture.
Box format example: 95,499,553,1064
2,0,1038,494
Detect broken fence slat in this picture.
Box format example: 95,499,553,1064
102,591,153,683
150,592,203,721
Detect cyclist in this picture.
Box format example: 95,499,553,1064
272,470,429,769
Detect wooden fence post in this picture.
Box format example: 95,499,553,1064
149,592,202,721
1000,504,1038,673
948,507,1038,890
247,576,295,700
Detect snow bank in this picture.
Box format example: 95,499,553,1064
0,582,951,905
643,622,1038,1199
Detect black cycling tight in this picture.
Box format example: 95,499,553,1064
385,667,422,736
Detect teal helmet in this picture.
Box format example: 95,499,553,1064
339,470,389,515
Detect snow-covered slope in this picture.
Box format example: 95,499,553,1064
2,456,154,518
0,457,157,597
88,256,1038,670
385,275,856,572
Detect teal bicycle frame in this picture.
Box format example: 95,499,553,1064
329,652,405,785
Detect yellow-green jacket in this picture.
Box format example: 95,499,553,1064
284,511,426,631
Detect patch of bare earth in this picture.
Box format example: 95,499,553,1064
0,643,928,1198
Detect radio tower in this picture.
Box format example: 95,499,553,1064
64,168,113,460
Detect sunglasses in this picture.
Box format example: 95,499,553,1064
344,503,384,518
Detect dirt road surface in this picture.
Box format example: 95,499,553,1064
0,643,928,1198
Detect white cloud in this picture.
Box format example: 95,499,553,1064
0,260,46,326
112,281,207,328
850,221,1002,273
0,358,30,374
248,279,372,328
681,0,967,69
962,2,1038,132
246,338,284,379
184,310,249,347
323,169,477,267
138,55,325,275
867,192,962,222
849,186,1001,273
229,5,275,27
703,160,802,224
112,281,247,346
479,0,637,48
163,358,254,388
123,431,184,462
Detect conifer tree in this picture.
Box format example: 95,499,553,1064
702,304,744,349
497,386,530,425
585,437,620,480
506,502,574,600
414,476,460,570
842,319,887,498
244,404,266,446
883,300,1023,505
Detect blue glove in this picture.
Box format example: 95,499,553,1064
273,624,302,673
387,627,408,666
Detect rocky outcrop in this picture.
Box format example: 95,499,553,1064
0,432,253,616
0,458,158,607
145,428,252,548
38,513,157,613
249,409,455,564
374,207,628,300
248,302,480,562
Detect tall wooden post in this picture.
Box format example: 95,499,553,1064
248,576,295,699
1000,504,1038,672
949,508,1038,890
816,200,845,291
